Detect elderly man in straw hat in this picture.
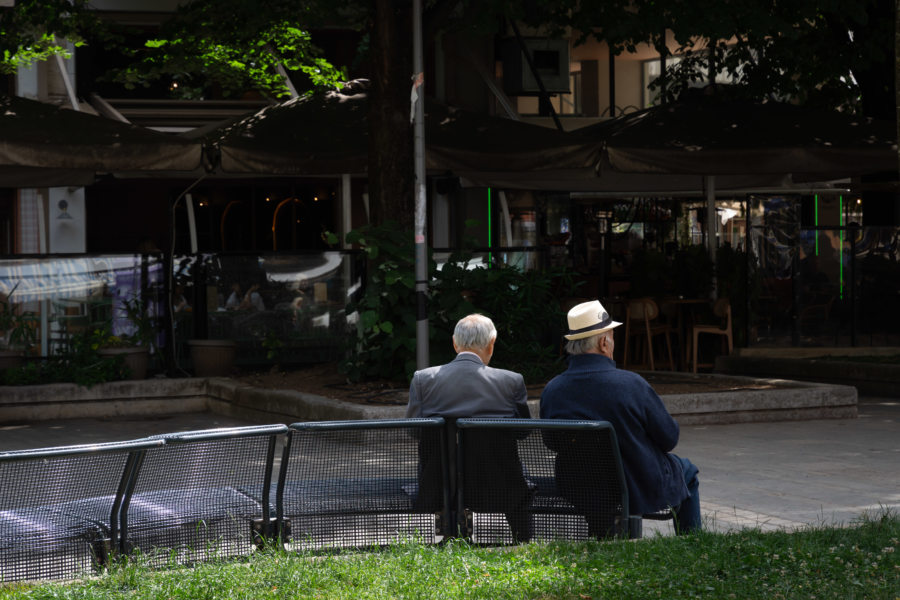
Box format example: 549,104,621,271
540,300,701,535
407,313,533,541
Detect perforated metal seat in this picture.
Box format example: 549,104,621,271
0,439,162,582
122,425,287,564
277,419,447,550
456,419,632,544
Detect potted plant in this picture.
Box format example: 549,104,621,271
187,338,237,377
92,295,158,380
0,291,38,371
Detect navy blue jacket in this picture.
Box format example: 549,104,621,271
540,353,688,515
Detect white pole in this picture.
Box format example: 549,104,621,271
705,175,717,298
413,0,429,370
185,194,198,254
341,174,352,249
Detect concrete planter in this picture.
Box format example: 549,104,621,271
718,351,900,397
188,339,237,377
98,346,149,380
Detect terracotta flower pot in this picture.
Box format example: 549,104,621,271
98,346,150,380
188,339,237,377
0,349,24,372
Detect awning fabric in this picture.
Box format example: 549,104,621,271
0,95,203,184
578,96,898,177
0,257,113,304
202,80,601,189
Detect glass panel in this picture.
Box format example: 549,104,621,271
172,251,364,369
855,227,900,345
0,251,364,368
433,248,546,273
0,254,164,357
748,195,798,346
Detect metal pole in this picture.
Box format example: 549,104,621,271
608,47,616,117
413,0,429,369
705,175,717,298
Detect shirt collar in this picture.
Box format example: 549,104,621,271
455,351,484,364
567,353,616,371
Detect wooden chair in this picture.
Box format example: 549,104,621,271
798,295,836,340
690,298,733,373
623,298,675,371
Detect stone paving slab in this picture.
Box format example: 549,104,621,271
642,397,899,536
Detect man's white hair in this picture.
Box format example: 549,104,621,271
453,314,497,350
565,330,606,355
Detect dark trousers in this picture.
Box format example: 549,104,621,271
672,455,701,534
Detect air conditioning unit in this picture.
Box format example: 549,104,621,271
501,38,570,96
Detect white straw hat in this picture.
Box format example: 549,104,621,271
564,300,622,340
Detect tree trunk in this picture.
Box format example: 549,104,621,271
855,0,896,120
368,0,415,229
896,0,900,174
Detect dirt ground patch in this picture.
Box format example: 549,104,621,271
233,362,781,406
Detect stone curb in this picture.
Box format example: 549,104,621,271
0,372,857,426
717,355,900,397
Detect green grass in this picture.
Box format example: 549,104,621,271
2,513,898,600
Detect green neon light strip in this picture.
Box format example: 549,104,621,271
487,187,492,267
839,196,844,300
814,194,819,256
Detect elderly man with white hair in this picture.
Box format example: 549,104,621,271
407,313,533,541
407,313,530,421
540,300,701,536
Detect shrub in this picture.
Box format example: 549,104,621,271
336,222,579,384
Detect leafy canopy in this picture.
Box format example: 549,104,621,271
0,0,99,74
3,0,891,112
1,0,345,100
108,0,345,99
562,0,894,115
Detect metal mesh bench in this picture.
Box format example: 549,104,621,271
277,418,447,550
0,439,163,582
121,424,287,565
456,419,633,544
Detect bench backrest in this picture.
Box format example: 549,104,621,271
456,418,630,543
0,439,162,582
120,424,287,564
278,418,446,549
2,418,634,580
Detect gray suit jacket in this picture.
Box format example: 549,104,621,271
406,352,532,525
406,352,530,419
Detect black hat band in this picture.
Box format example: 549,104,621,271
567,312,612,336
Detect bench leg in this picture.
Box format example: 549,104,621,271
627,516,643,539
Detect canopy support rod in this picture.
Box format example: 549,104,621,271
53,38,79,112
461,47,520,121
88,93,130,123
508,18,564,132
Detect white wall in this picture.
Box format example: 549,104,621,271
47,188,87,253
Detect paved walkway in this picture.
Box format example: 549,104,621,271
1,397,896,536
664,396,900,535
